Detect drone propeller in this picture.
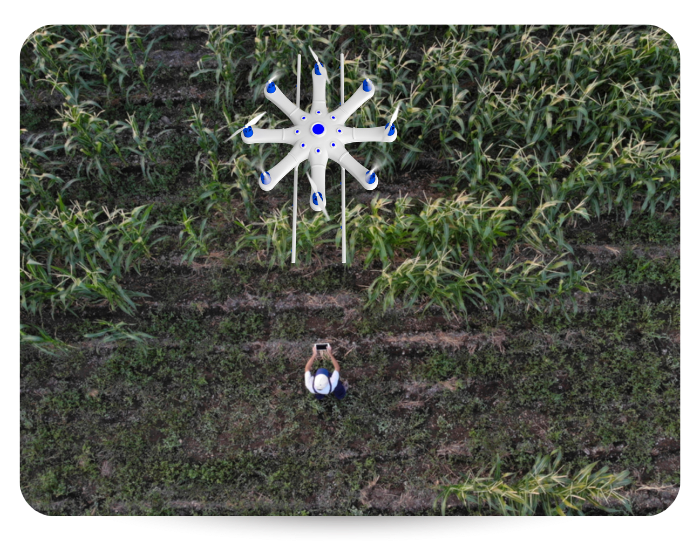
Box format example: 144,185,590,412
307,173,330,220
385,104,400,139
227,112,266,141
309,48,330,85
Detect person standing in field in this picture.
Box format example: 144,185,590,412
304,344,347,400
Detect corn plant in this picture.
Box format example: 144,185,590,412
187,105,221,180
437,450,632,516
84,320,154,344
191,25,246,107
20,324,73,356
236,203,339,266
21,200,161,315
179,209,214,265
123,25,163,97
53,98,126,184
119,112,171,185
226,155,260,219
367,252,592,320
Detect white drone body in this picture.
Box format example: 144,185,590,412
234,49,398,263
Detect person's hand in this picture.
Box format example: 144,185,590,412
312,346,318,359
326,344,333,357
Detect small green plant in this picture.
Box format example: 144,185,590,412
53,96,126,185
179,209,214,265
20,324,73,356
84,320,155,344
437,451,632,515
191,26,246,107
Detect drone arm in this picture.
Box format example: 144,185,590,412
340,126,397,145
264,84,305,124
242,127,299,145
311,68,327,114
331,145,378,191
331,80,375,125
259,144,309,191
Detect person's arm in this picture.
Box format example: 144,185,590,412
305,347,318,373
327,345,340,372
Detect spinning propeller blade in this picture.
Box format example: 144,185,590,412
384,104,400,140
389,104,400,125
309,47,330,85
227,111,266,140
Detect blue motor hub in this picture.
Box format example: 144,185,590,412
385,122,396,136
363,79,372,92
260,171,272,185
266,81,276,93
312,192,324,205
243,126,254,138
314,62,324,76
365,170,376,185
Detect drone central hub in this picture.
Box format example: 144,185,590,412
312,123,325,136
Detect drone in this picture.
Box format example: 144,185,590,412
230,48,399,264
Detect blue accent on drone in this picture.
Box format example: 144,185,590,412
366,170,376,184
363,79,371,92
388,125,395,136
312,123,325,135
314,63,322,76
243,126,253,138
266,81,276,93
260,171,271,185
312,192,324,205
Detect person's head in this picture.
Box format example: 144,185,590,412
314,373,329,392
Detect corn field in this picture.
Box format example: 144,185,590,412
19,25,680,516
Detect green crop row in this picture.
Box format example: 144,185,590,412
22,25,162,101
21,200,162,316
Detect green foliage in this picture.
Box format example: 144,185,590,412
84,320,155,344
609,214,680,245
20,324,73,356
192,26,246,107
179,209,213,265
24,25,162,99
438,450,632,515
20,200,162,315
605,252,679,291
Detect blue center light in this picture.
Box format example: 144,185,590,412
312,123,325,136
